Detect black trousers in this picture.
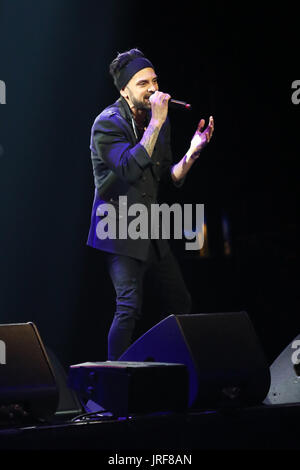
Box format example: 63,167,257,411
105,242,192,360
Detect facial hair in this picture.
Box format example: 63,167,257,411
127,87,151,111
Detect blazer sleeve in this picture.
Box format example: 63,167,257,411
92,113,153,184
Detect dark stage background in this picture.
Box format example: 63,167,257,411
0,1,298,370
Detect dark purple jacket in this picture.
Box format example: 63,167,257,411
87,97,180,261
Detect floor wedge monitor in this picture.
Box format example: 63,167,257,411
0,322,59,421
119,312,271,409
264,334,300,405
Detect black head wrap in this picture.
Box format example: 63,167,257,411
115,57,154,91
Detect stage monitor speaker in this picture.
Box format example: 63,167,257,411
264,334,300,405
119,312,271,409
0,322,59,421
68,361,189,416
46,348,83,421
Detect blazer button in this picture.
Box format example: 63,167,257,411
156,161,160,166
142,192,146,197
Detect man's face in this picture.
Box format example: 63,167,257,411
121,67,159,111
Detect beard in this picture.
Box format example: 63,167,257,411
127,88,152,111
131,95,151,111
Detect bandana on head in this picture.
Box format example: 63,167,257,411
115,57,154,91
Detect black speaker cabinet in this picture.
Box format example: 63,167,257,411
119,312,271,409
264,334,300,405
46,348,83,421
68,361,189,416
0,323,59,421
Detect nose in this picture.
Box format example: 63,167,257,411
148,83,158,94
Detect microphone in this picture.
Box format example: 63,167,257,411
169,99,192,111
149,93,192,110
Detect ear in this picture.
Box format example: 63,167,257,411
120,87,128,99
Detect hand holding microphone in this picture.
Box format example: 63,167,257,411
149,91,171,127
149,91,192,128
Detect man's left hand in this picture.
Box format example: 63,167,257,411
189,116,214,159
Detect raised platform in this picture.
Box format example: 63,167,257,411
0,403,299,452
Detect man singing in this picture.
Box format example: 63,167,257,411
87,48,214,360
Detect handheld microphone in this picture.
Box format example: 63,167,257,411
169,99,192,111
149,92,192,110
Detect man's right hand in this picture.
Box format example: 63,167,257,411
140,91,170,157
149,91,171,127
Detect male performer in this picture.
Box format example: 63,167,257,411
87,49,214,360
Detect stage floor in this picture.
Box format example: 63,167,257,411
0,403,299,452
